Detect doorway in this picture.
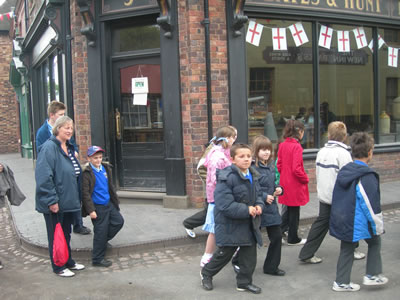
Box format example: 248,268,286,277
112,56,165,191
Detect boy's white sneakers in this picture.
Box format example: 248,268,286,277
185,228,196,238
57,269,75,277
354,250,366,260
332,281,360,292
363,274,389,286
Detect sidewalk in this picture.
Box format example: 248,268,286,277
2,153,399,258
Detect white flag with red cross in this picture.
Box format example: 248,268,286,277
246,21,264,47
368,35,385,53
289,23,308,47
272,28,287,51
318,25,333,49
388,47,398,68
337,31,350,52
353,27,367,49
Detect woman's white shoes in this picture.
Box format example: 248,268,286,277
57,269,75,277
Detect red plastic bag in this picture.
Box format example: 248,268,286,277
53,222,69,266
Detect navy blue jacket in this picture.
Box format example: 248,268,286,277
330,161,384,242
214,165,265,247
36,120,78,153
35,136,82,214
253,161,282,227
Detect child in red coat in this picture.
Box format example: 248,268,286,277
277,120,309,245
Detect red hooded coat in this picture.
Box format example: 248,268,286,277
277,137,309,206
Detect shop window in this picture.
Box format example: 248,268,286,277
319,25,373,146
379,28,400,143
246,20,314,147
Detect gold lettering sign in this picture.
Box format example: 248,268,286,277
102,0,158,14
124,0,134,6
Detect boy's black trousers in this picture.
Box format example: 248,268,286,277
91,202,124,263
201,243,257,287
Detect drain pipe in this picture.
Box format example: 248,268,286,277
202,0,213,140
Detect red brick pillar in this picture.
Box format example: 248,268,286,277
69,1,91,162
0,33,20,153
178,0,229,207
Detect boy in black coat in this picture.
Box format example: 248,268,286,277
200,143,264,294
81,146,124,268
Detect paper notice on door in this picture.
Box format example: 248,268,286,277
133,93,148,105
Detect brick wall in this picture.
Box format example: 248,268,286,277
69,2,91,162
179,0,229,207
0,33,20,153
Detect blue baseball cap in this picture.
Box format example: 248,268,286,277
87,146,105,157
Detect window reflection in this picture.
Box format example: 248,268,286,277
247,20,314,148
379,28,400,143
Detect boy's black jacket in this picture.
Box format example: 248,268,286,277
214,165,264,247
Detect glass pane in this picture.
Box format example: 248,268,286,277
52,55,60,101
246,20,314,148
112,24,160,53
44,60,50,104
120,64,163,143
378,28,400,144
319,24,373,146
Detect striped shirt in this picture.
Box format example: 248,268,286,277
68,149,81,176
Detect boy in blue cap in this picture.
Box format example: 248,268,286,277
81,146,124,267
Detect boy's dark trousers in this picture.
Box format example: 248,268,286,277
201,243,257,287
91,202,124,263
182,199,208,229
263,225,282,273
335,235,382,284
299,202,331,260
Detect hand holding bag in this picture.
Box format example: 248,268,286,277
52,214,69,267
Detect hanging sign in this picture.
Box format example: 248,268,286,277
132,77,149,105
102,0,157,14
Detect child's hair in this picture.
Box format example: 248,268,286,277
213,126,236,149
350,132,374,159
47,100,66,117
252,135,273,165
328,121,347,142
230,143,252,159
228,125,238,140
282,119,305,140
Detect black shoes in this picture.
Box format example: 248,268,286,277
264,268,286,276
92,259,112,267
200,271,213,291
73,226,91,235
237,284,262,294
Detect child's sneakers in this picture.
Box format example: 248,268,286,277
363,274,388,286
353,250,366,260
332,281,360,292
184,228,196,238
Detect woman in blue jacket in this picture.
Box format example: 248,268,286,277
252,135,285,276
35,116,85,277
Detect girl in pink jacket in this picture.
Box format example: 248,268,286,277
200,126,236,267
277,120,309,246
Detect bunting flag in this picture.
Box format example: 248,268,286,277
0,11,13,21
368,34,385,53
353,27,367,49
337,31,350,52
244,20,400,69
246,20,264,47
289,22,308,47
318,25,333,49
388,47,398,68
272,27,287,50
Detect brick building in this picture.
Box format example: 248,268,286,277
0,0,19,154
10,0,400,208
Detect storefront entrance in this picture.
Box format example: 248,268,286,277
112,56,165,191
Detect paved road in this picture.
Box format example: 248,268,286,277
1,205,399,300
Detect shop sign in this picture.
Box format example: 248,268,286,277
263,46,369,65
247,0,400,20
102,0,158,14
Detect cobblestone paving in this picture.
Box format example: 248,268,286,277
1,206,399,274
0,206,204,274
